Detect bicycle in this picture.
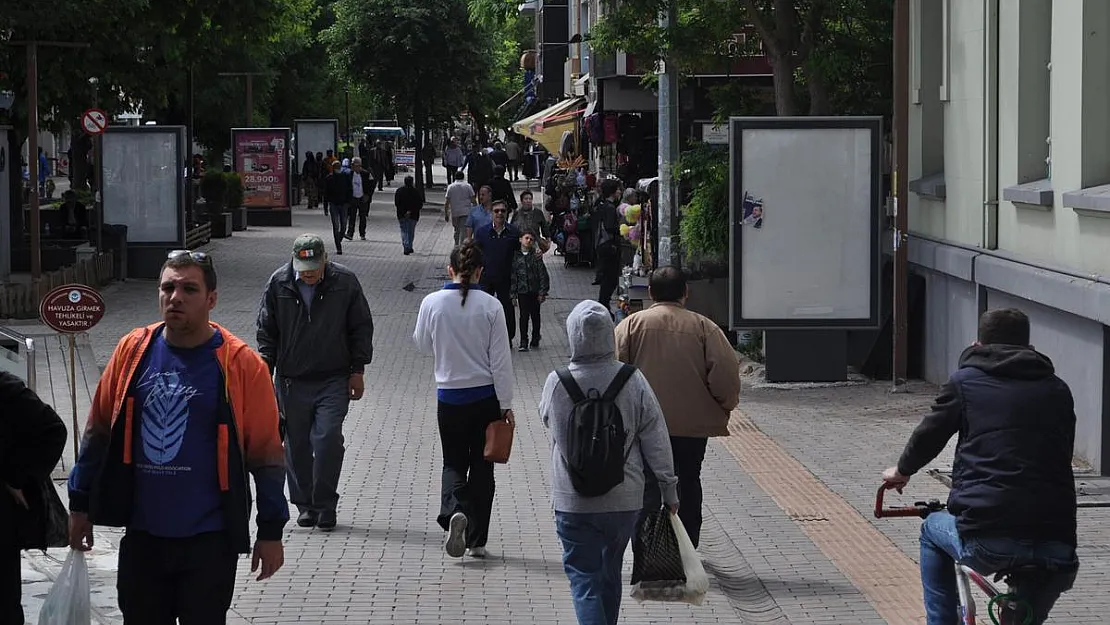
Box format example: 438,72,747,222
873,483,1039,625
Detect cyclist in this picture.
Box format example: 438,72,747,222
882,308,1078,625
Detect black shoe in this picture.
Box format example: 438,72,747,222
360,235,367,241
344,233,353,240
297,510,318,528
518,344,529,352
591,279,601,286
530,339,540,348
317,510,337,531
404,248,413,255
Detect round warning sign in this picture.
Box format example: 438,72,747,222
81,108,108,136
40,284,106,334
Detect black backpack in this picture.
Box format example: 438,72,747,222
556,364,637,497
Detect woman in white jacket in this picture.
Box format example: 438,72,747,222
413,241,515,559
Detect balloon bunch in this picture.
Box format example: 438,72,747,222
620,204,644,249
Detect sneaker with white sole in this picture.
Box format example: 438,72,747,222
466,547,490,558
445,512,468,558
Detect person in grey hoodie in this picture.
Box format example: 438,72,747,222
538,300,679,625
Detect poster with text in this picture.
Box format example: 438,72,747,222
233,129,290,208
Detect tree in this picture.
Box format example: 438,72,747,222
324,0,495,190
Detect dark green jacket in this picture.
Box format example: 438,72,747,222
510,250,550,297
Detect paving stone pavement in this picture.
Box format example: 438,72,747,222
15,170,1110,623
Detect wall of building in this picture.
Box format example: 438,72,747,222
907,0,1110,472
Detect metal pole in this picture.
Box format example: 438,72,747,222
245,75,253,127
68,333,79,459
656,2,680,269
345,88,350,148
91,78,103,253
26,42,41,281
892,0,910,388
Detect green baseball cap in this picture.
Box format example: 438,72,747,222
292,234,326,271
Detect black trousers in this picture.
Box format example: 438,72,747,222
641,436,709,548
117,531,239,625
482,279,516,341
436,397,501,548
446,165,459,182
346,195,372,238
597,256,621,312
517,292,542,345
2,544,21,625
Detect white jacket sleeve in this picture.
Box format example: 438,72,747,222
412,297,434,353
488,304,514,410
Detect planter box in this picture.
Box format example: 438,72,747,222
231,206,248,231
210,213,233,239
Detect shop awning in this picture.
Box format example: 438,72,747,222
512,97,584,154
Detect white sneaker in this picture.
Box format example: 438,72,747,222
466,546,490,558
445,512,468,558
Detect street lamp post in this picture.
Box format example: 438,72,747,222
344,87,350,149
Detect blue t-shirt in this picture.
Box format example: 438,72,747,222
131,327,225,537
466,204,493,233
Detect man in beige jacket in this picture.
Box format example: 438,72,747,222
614,266,741,547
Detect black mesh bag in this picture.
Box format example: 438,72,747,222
631,507,686,587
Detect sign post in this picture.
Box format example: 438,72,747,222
39,284,106,458
82,108,108,254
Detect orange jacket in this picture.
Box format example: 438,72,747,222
68,322,288,551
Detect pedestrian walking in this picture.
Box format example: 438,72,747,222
69,250,288,624
488,165,518,216
465,185,494,241
614,266,741,547
443,138,466,183
465,144,494,190
422,143,437,187
315,152,330,216
510,229,550,352
413,241,515,559
510,190,551,253
444,170,476,246
2,371,67,625
257,235,374,531
474,201,521,341
594,179,623,312
490,141,509,170
505,136,523,181
539,299,679,625
324,159,353,254
346,157,375,241
302,151,320,209
395,175,424,255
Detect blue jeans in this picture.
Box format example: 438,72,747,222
555,511,639,625
920,511,1078,625
398,218,416,251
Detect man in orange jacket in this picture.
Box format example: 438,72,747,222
68,250,288,624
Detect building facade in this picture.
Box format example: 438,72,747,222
908,0,1110,472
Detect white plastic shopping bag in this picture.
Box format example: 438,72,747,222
38,549,91,625
669,513,710,605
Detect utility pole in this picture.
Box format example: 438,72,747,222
5,40,90,282
657,1,681,268
344,86,350,148
892,0,910,389
218,72,273,127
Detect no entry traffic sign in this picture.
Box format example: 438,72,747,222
39,284,106,333
81,108,108,136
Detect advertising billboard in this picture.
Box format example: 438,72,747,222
293,119,339,162
101,126,187,244
728,116,883,329
232,128,291,209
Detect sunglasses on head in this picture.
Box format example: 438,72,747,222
167,249,213,266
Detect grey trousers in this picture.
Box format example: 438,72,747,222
278,375,350,513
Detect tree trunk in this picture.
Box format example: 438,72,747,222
806,71,832,116
413,108,425,195
769,53,797,116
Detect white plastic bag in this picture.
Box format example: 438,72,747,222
630,513,710,605
38,549,91,625
670,514,710,605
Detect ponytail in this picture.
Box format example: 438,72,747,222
449,242,485,307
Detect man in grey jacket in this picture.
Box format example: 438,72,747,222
539,300,678,625
257,234,374,530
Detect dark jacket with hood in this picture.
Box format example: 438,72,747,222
257,261,375,380
897,344,1077,546
1,372,68,550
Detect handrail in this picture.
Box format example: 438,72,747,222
0,326,36,392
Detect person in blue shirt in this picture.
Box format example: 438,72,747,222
474,200,521,342
465,185,494,241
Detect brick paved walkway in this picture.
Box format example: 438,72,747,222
16,171,1110,623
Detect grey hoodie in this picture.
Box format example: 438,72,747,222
538,300,679,514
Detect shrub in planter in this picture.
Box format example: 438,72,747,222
200,170,226,215
223,172,243,209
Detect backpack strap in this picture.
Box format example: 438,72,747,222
556,367,587,403
601,364,637,402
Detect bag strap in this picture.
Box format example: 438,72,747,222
556,367,587,403
601,364,637,402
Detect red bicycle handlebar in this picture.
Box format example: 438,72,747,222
873,483,944,519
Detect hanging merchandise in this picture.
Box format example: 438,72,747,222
604,114,619,144
586,113,605,144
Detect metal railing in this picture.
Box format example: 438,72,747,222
0,326,37,392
